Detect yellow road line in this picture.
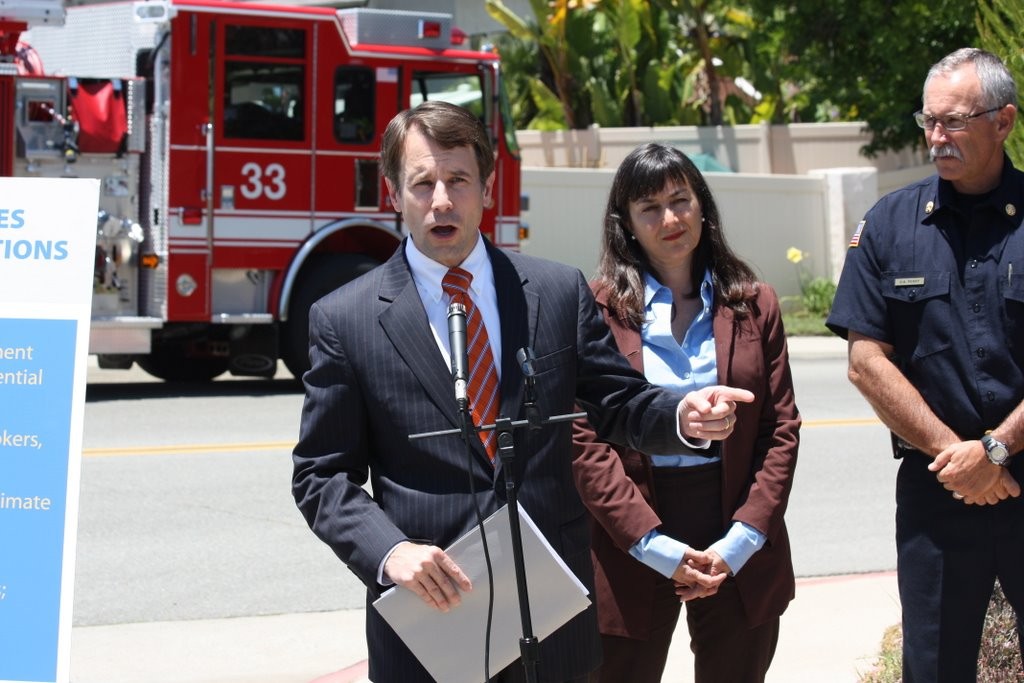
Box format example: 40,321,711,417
82,417,883,458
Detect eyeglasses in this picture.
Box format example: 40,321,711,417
913,105,1004,131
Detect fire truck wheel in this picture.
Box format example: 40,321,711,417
137,344,231,383
281,252,381,380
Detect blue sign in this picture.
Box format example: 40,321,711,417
0,319,77,682
0,177,98,683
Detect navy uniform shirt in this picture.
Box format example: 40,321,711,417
827,154,1024,442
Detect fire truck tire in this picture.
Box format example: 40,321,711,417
136,345,231,383
281,252,381,379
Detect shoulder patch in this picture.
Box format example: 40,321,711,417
849,220,865,248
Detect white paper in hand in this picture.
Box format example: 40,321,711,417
372,504,591,683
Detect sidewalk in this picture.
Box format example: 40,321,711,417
70,571,900,683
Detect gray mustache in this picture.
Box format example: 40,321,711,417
930,144,964,162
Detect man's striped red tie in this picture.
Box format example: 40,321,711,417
442,267,499,462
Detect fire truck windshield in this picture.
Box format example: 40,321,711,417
410,72,484,121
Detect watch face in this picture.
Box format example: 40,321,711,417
983,436,1010,465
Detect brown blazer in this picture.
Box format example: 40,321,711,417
572,282,800,637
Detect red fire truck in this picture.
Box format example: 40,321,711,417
1,0,524,381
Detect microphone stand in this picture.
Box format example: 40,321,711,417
410,348,586,683
496,347,540,681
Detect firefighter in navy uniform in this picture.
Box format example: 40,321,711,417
827,48,1024,682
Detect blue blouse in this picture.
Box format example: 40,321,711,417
627,270,766,577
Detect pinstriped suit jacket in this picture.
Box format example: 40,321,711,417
293,237,685,682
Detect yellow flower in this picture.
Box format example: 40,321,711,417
786,247,805,264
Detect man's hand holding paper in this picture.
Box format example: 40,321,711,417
385,540,473,612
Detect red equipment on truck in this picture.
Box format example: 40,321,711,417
1,0,524,381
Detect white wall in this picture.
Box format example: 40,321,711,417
519,164,935,299
520,169,830,299
517,122,929,175
517,124,935,300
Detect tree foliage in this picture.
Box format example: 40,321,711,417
488,0,999,158
977,0,1024,168
744,0,978,156
486,0,758,130
647,0,760,126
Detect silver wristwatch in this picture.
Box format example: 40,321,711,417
980,433,1011,466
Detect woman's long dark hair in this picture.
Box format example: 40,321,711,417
597,143,758,329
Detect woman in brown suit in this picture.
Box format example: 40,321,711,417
573,143,801,683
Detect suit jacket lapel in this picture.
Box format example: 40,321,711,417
713,304,736,385
593,286,644,373
376,248,463,432
489,244,532,425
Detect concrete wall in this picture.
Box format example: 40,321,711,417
517,122,928,174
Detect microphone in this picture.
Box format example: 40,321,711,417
447,302,469,412
516,347,537,383
517,347,542,430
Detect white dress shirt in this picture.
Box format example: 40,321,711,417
405,234,502,379
377,234,500,584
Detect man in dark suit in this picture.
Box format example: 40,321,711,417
292,101,751,682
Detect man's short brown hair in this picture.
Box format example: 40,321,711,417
380,100,495,187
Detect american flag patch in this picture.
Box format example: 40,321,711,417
849,220,865,248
